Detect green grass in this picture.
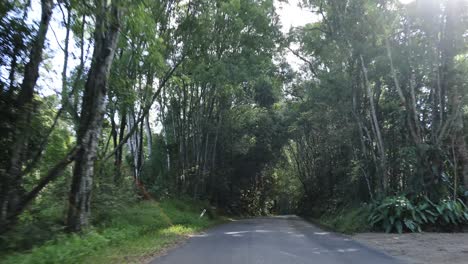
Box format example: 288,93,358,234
315,206,371,234
1,199,224,264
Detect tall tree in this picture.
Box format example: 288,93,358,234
0,0,54,234
67,0,121,232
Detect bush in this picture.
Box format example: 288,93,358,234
369,195,468,233
434,199,468,228
369,196,421,233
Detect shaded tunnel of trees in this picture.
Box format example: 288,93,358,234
0,0,467,240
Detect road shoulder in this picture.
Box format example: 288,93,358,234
353,232,468,264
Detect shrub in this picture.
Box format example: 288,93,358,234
369,196,422,233
434,199,468,228
369,195,468,233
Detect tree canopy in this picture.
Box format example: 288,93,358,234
0,0,467,246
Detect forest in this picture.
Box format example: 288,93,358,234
0,0,467,262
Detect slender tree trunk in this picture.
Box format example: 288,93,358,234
360,55,387,193
67,0,121,232
145,115,152,157
351,67,374,200
127,109,140,179
451,83,468,193
386,39,421,144
441,0,468,193
159,93,171,170
137,116,144,178
114,107,127,183
60,2,72,110
209,112,221,201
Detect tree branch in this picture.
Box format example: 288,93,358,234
102,55,185,161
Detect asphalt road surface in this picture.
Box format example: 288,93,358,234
150,215,403,264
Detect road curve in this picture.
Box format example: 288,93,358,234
150,215,403,264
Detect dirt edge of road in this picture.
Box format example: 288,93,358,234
353,232,468,264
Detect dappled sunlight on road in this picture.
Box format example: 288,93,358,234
309,248,360,255
314,232,330,235
160,225,195,236
188,233,210,238
225,231,249,235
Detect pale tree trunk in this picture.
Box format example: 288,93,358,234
159,93,171,169
67,0,121,232
144,73,154,158
351,65,374,200
60,2,71,111
360,55,387,193
127,110,140,179
145,115,152,157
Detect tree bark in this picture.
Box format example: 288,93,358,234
127,109,141,179
67,0,121,232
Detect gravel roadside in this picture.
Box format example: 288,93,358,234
353,232,468,264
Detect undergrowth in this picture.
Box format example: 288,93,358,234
369,196,468,233
316,207,371,234
314,196,468,235
0,199,223,264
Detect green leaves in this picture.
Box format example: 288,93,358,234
434,199,468,226
369,195,468,233
369,196,420,234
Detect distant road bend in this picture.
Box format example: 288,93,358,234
151,215,403,264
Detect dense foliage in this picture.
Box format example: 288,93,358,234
0,0,468,259
284,0,468,224
369,196,468,233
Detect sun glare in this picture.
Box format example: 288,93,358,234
398,0,416,4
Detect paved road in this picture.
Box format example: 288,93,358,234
150,215,403,264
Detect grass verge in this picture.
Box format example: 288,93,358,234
1,199,225,264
